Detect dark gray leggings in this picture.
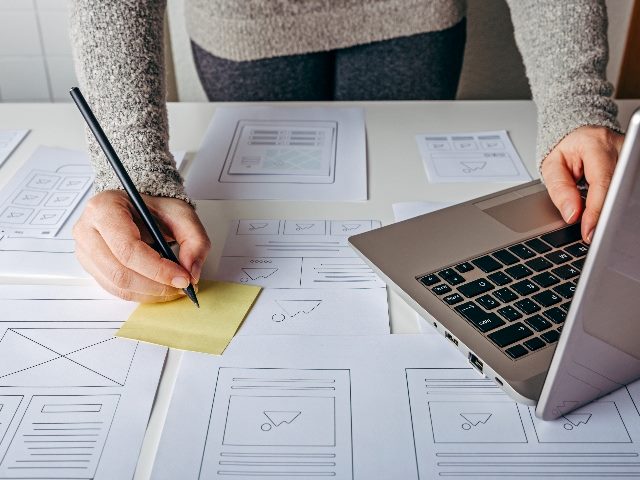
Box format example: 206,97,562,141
192,19,466,101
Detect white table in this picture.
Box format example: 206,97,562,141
1,99,638,478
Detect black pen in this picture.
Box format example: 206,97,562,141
70,87,200,308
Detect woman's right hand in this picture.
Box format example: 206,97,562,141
73,190,211,303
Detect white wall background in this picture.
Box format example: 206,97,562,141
0,0,77,102
0,0,634,103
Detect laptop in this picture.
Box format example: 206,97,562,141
349,110,640,420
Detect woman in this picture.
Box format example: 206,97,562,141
69,0,624,303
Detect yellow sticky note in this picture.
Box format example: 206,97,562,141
117,280,261,355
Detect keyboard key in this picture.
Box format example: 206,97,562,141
432,284,452,295
525,314,552,332
488,322,533,347
572,258,586,270
497,306,522,322
505,264,533,280
472,255,503,273
455,262,474,273
443,293,464,305
477,294,500,310
509,243,536,259
524,337,546,351
488,271,512,286
493,249,519,265
531,272,560,288
541,329,560,343
458,279,494,298
506,344,529,359
511,280,539,296
419,274,439,287
514,298,541,315
439,268,465,285
565,242,589,257
545,250,572,265
543,307,567,324
541,223,582,248
525,257,553,272
560,301,572,312
494,287,518,303
455,302,505,332
554,282,576,299
532,290,562,307
525,238,552,254
552,264,580,280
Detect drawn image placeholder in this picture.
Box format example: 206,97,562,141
223,395,335,446
428,401,527,443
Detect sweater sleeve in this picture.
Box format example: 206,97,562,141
505,0,624,169
69,0,189,202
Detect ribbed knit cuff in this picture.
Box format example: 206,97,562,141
536,96,624,172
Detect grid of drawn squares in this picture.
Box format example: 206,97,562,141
0,171,91,226
223,395,336,447
0,329,138,388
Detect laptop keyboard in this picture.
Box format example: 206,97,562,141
417,223,587,360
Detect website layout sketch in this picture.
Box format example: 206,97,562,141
416,130,531,183
406,368,640,479
0,311,166,480
215,219,385,289
220,120,337,184
199,368,353,479
185,106,367,201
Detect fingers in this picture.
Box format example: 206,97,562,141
541,151,582,225
75,226,185,303
581,151,617,244
94,204,192,289
152,201,211,284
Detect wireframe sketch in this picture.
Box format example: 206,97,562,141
0,168,92,237
406,368,640,479
220,120,337,184
0,394,119,479
0,396,22,447
237,288,390,336
0,328,137,388
199,368,353,479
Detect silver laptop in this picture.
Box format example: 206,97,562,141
349,110,640,420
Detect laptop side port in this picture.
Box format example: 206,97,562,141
468,352,484,373
444,331,459,346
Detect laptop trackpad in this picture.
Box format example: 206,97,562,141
479,191,563,233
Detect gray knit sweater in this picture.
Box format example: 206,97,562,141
69,0,622,202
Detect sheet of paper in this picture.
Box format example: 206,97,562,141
0,130,28,167
153,334,640,479
237,288,389,336
0,298,166,480
0,283,114,300
117,280,262,355
0,146,187,283
215,219,386,289
213,219,390,336
0,146,93,238
186,106,367,201
416,130,531,183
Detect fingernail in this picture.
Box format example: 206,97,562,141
562,206,576,223
586,229,594,244
191,261,202,283
171,276,189,289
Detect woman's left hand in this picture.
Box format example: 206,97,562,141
540,126,624,243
